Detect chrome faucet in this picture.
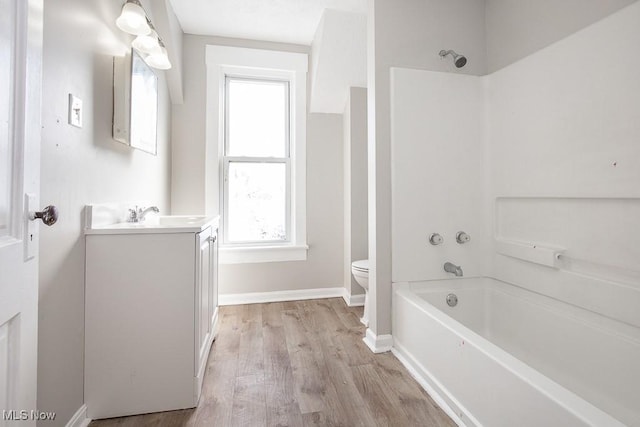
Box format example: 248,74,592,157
127,206,159,223
444,262,463,277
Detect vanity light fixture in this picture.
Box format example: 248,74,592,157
116,0,172,70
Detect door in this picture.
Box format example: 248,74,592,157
195,228,212,375
0,0,43,424
209,228,218,336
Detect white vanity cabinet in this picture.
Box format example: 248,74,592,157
84,216,219,420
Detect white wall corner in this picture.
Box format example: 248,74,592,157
309,10,326,101
65,404,90,427
148,0,184,104
341,288,365,307
309,10,367,113
219,287,344,306
363,328,393,353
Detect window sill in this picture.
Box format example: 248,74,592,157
219,244,309,264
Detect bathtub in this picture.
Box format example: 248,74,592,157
392,277,640,427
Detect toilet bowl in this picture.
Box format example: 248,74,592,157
351,259,369,326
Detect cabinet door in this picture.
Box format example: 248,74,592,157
209,228,219,335
195,228,212,373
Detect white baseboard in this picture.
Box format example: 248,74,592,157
391,344,467,427
219,286,344,306
66,404,91,427
362,328,393,353
341,289,365,307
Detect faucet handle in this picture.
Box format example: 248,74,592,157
456,231,471,244
429,233,444,245
127,207,138,223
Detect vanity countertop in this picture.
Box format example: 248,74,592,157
85,215,220,235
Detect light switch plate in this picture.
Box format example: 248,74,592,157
68,94,83,128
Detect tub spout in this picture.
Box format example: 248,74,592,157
444,262,463,277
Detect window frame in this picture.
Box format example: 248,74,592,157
222,76,292,246
206,45,308,264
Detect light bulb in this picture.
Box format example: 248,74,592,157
145,46,172,70
132,30,160,54
116,1,150,36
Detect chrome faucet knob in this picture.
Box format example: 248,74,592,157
127,207,139,223
456,231,471,244
429,233,444,245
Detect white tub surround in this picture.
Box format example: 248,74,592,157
389,4,640,425
393,278,638,427
390,67,487,284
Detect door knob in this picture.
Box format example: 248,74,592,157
30,205,59,226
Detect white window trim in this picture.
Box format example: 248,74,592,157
206,45,308,264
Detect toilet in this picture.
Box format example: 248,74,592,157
351,259,369,326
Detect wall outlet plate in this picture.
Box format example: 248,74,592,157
68,94,83,128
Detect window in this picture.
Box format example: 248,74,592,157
223,77,290,244
206,45,308,264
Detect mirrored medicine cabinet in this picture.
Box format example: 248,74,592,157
113,49,158,155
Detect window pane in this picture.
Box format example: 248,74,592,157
227,79,287,157
227,162,287,242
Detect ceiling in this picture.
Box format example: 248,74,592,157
167,0,367,45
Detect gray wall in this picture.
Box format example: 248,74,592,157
172,35,344,294
171,35,308,216
485,0,637,72
220,113,344,294
343,87,368,297
39,0,172,424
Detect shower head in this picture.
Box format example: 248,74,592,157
439,49,467,68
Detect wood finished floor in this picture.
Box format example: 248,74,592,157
90,298,455,427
